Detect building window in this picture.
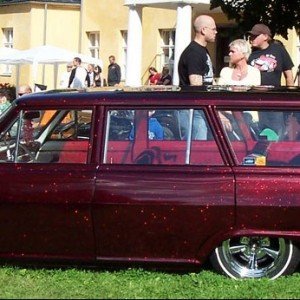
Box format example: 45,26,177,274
2,28,13,75
121,30,127,81
159,29,175,75
87,32,100,58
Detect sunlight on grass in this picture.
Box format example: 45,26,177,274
0,266,299,299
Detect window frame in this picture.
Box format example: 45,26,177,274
2,28,14,75
217,108,300,167
103,107,224,166
159,29,175,75
87,31,100,59
0,108,94,164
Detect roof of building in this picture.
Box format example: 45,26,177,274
0,0,80,4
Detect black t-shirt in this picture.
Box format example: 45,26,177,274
178,41,213,86
108,63,121,85
248,43,294,86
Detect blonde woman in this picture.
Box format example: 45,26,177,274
219,39,261,86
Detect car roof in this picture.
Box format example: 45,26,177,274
14,85,300,108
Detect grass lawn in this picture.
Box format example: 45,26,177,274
0,264,299,299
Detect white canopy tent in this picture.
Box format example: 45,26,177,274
0,47,23,61
0,47,31,91
0,45,103,90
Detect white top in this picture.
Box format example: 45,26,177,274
60,71,71,88
218,65,261,86
71,66,88,89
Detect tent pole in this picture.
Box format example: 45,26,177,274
16,65,20,98
54,64,58,89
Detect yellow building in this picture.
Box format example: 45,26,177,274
0,0,80,89
0,0,299,89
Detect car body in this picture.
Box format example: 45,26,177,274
0,85,299,279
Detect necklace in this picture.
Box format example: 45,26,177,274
233,68,248,81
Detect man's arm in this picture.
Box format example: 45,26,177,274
68,68,76,87
189,74,203,86
283,69,294,86
116,65,121,83
86,72,91,87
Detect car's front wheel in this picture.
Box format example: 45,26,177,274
210,236,299,279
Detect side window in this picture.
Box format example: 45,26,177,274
218,109,300,167
49,110,92,140
103,108,224,165
0,109,92,164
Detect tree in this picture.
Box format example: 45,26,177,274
210,0,300,39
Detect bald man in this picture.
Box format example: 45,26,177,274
178,15,217,86
177,15,217,140
18,84,32,97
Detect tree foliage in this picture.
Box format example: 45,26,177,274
210,0,300,39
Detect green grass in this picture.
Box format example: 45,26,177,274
0,265,299,299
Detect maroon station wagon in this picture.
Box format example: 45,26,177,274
0,85,299,279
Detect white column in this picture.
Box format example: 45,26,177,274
125,5,143,87
173,4,192,85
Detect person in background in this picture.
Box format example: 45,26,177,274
148,67,160,85
68,57,90,89
248,24,294,139
219,39,261,86
129,110,164,141
157,66,172,85
178,15,216,86
107,55,121,86
87,64,95,87
248,23,294,87
178,15,217,140
18,84,32,97
60,63,73,88
94,65,103,87
0,84,15,115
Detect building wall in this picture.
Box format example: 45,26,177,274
140,6,177,84
81,3,235,85
0,1,299,89
0,4,32,86
0,3,80,88
81,0,128,83
30,4,80,88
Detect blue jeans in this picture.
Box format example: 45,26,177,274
179,110,207,140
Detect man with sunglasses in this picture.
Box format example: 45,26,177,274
178,14,217,86
178,15,217,140
248,23,294,87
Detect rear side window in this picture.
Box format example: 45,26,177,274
218,109,300,167
0,109,92,164
103,108,224,165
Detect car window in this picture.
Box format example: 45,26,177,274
218,109,300,167
103,108,224,165
0,109,93,164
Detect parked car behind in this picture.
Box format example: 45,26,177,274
0,85,299,279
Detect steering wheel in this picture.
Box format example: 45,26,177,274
6,141,36,162
55,121,76,139
18,143,37,162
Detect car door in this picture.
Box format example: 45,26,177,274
92,107,235,263
218,108,300,232
0,107,97,260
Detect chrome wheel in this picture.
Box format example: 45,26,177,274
211,237,299,279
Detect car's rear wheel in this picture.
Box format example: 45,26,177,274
210,236,299,279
